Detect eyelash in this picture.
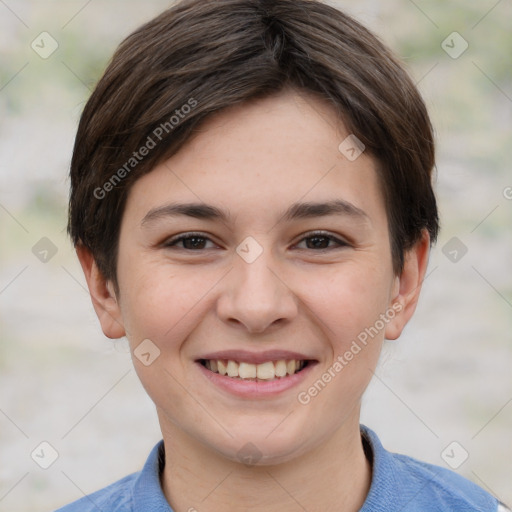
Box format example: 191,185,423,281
162,231,350,252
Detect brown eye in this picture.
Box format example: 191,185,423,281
180,236,208,250
164,233,216,250
295,232,349,251
305,235,331,249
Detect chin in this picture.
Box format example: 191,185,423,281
213,427,315,467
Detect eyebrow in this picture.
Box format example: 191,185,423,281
141,199,370,227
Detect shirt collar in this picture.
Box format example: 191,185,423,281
132,440,174,511
131,426,394,511
359,424,400,511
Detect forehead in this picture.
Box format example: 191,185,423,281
123,90,387,229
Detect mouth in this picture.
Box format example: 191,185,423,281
195,350,318,397
198,358,311,381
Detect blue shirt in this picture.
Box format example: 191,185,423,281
55,425,507,511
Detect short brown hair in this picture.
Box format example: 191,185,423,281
68,0,439,290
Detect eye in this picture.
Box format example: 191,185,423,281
294,231,349,250
163,233,217,250
162,231,349,252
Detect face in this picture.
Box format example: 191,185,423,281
82,89,427,465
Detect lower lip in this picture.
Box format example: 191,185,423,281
196,361,317,399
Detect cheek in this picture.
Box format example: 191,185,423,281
117,264,214,410
116,257,172,337
117,259,224,354
293,266,388,426
301,262,392,350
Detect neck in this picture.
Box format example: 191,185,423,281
159,414,372,512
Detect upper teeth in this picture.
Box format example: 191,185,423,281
204,359,306,380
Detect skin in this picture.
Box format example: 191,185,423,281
78,88,430,512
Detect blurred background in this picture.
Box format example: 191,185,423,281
0,0,511,510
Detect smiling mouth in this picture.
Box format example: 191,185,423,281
198,359,312,381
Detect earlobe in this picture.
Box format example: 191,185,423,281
384,230,431,341
76,245,126,339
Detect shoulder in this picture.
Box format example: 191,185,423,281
53,440,168,512
392,452,499,511
53,472,137,512
360,425,502,512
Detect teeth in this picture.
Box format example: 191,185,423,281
203,359,306,380
256,361,275,380
226,360,239,377
275,360,287,377
239,362,257,379
217,360,228,376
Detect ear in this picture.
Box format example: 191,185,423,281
385,230,431,340
76,245,126,339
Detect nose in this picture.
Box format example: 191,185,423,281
216,248,298,334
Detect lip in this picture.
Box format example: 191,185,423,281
195,357,318,399
197,349,314,365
